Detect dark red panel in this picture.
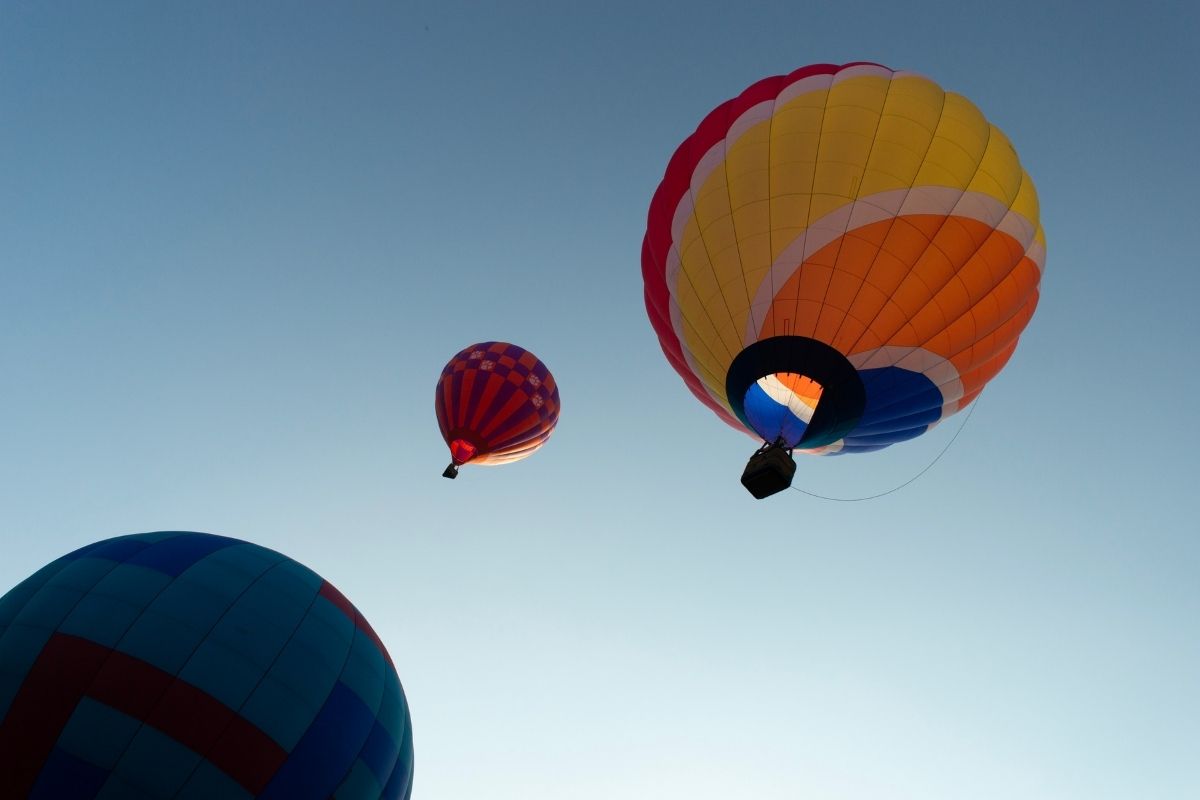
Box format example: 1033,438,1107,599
0,634,287,796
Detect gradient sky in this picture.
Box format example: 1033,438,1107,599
2,2,1198,798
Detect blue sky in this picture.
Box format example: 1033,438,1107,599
2,2,1197,798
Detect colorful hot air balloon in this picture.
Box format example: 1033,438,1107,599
0,531,414,799
435,341,561,478
641,62,1044,497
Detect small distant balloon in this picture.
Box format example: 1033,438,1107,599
435,342,560,478
0,531,414,799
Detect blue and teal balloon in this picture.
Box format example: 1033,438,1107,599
0,531,414,799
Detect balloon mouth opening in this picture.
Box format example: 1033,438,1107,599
449,438,478,465
726,336,866,450
743,373,824,448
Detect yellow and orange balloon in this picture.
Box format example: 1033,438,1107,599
642,62,1044,458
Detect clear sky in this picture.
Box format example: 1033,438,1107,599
2,1,1197,798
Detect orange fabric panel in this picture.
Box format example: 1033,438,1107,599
956,337,1019,398
927,259,1040,365
950,292,1039,392
957,387,983,410
775,373,824,404
760,215,1032,360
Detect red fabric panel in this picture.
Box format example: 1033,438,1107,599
0,634,288,795
0,633,111,797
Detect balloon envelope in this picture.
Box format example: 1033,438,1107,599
0,531,414,799
435,341,560,470
642,62,1044,454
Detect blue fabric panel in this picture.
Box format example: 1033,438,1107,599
15,558,119,633
175,761,255,800
851,408,939,436
152,574,235,621
382,728,415,800
829,443,889,454
114,568,241,675
838,366,943,453
115,606,216,676
126,531,189,544
261,598,354,707
373,672,406,743
240,674,323,752
107,725,203,798
59,591,152,650
335,760,384,800
742,382,810,447
204,573,311,675
51,558,123,593
55,698,143,770
29,747,108,800
843,426,928,447
0,561,70,632
65,537,152,567
11,584,91,634
90,564,173,611
179,635,270,710
0,623,54,721
340,632,387,712
93,773,155,800
259,682,378,800
203,543,287,586
308,594,357,650
271,559,325,598
865,390,943,423
358,719,399,786
853,367,942,427
247,565,323,620
238,589,352,747
124,532,241,577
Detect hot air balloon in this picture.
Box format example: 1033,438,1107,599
0,531,414,799
642,62,1044,498
435,341,561,478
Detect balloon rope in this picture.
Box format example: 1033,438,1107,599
790,394,981,502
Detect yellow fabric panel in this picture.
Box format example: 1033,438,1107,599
677,134,760,364
809,76,891,220
913,92,990,189
968,125,1024,205
857,76,945,196
672,256,737,358
768,88,830,261
760,76,891,344
1012,169,1042,246
679,174,745,355
676,317,734,406
724,112,775,332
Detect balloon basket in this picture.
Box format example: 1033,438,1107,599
740,442,796,499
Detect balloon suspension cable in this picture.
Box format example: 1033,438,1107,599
791,394,982,502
